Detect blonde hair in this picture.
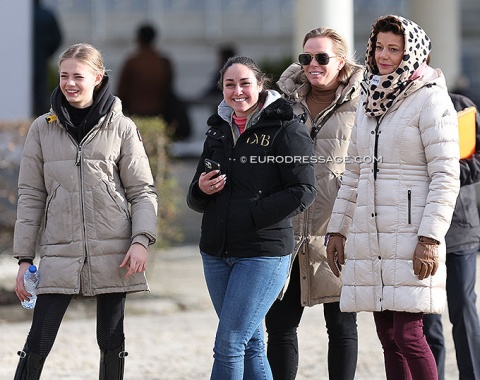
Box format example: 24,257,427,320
302,27,363,85
58,43,106,86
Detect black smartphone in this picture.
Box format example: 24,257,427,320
204,158,221,178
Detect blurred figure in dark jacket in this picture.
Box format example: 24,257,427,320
203,45,237,98
117,23,191,141
423,92,480,380
33,0,62,116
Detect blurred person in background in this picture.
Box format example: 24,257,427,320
117,23,191,140
423,90,480,380
264,27,363,380
13,43,157,380
326,15,460,379
33,0,62,116
187,56,316,379
203,45,237,98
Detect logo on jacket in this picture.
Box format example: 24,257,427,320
246,133,271,146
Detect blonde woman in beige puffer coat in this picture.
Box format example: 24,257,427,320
265,27,363,380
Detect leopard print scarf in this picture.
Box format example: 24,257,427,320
363,15,432,117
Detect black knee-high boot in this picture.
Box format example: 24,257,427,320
13,344,46,380
99,341,128,380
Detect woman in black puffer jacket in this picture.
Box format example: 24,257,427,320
187,56,316,379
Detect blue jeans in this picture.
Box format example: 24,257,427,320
423,248,480,380
201,252,291,380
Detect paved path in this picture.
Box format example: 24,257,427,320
0,245,471,379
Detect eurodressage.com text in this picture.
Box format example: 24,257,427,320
242,155,383,164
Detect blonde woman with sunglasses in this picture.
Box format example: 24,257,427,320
265,27,363,380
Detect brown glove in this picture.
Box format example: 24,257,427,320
413,236,440,280
326,233,346,278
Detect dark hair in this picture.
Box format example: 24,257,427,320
137,24,157,45
302,27,363,85
216,56,272,91
371,15,404,45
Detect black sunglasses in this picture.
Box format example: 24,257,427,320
298,52,338,66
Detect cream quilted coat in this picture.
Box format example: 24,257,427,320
13,98,158,296
327,67,460,314
277,63,363,306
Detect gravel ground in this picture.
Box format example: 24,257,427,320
0,245,471,380
0,159,474,379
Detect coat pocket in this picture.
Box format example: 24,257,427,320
43,184,75,245
92,180,131,240
407,189,412,225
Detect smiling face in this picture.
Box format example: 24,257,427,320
222,63,263,118
302,36,344,89
374,31,404,75
59,58,103,108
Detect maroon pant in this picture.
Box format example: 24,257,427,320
373,310,437,380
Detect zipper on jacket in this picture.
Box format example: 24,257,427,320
300,207,310,254
373,119,380,180
75,146,82,166
78,143,90,287
407,190,412,224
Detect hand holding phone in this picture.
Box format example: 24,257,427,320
204,159,221,179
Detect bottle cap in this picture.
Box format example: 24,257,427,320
28,265,37,273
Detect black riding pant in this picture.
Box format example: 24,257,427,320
26,292,126,357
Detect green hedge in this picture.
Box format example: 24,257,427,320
132,116,183,247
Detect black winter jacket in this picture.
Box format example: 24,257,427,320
187,92,316,258
445,93,480,253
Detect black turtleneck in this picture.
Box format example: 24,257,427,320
51,74,115,144
67,103,91,128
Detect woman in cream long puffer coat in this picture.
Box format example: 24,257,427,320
326,15,460,380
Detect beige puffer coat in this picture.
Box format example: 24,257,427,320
277,63,363,306
13,97,158,296
327,68,460,313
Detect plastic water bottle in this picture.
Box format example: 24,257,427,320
21,265,39,310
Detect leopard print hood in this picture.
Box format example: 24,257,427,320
363,15,432,117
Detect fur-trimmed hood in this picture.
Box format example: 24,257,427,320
277,63,364,106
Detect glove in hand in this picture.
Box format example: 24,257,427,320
326,233,346,278
413,237,439,280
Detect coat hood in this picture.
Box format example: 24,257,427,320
51,74,116,142
207,90,293,127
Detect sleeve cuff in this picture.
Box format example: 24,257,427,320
18,258,34,266
132,234,151,249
